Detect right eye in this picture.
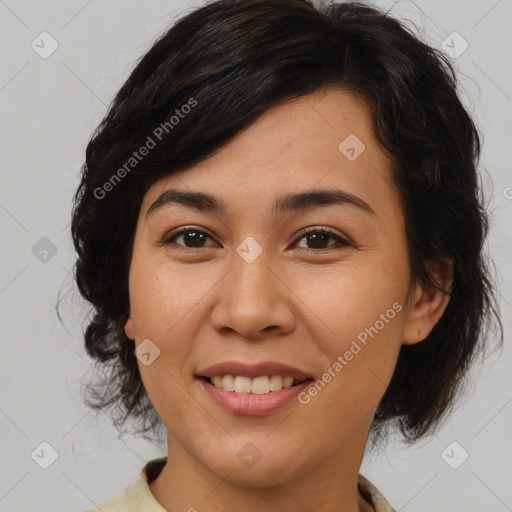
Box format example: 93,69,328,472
162,227,217,248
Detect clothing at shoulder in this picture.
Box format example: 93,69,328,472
83,457,167,512
358,473,397,512
84,456,397,512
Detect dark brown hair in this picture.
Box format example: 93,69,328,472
67,0,502,447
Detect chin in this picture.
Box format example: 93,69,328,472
198,445,308,487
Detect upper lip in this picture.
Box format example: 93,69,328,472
196,361,314,381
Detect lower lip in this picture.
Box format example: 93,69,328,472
197,378,313,416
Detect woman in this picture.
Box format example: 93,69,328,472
70,1,502,510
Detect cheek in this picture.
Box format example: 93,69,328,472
291,254,408,414
129,260,208,337
128,263,202,402
297,255,409,344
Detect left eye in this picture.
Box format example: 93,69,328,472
162,227,351,250
294,228,352,250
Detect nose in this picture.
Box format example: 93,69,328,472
209,248,296,340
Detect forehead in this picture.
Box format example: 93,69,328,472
141,87,396,218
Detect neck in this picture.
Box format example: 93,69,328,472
149,423,374,512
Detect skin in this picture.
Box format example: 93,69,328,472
124,87,451,512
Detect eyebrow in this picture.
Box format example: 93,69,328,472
145,188,376,220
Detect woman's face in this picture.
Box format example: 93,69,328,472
124,87,440,486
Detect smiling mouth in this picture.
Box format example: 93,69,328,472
198,375,314,395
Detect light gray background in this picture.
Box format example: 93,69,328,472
1,0,511,511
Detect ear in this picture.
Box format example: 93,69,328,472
402,259,453,345
124,316,136,340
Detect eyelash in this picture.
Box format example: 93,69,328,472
161,226,353,252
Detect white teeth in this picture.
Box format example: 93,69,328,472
208,374,303,394
212,376,223,388
251,376,270,395
282,376,294,388
234,376,252,393
221,375,235,391
269,375,283,392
